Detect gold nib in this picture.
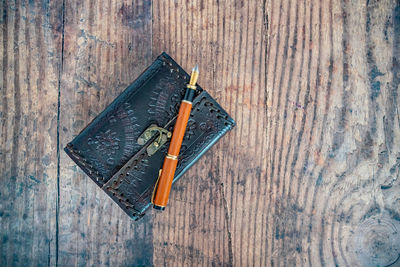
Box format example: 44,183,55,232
189,64,199,86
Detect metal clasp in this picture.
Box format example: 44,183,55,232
137,124,172,156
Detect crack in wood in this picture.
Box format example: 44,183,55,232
219,182,233,267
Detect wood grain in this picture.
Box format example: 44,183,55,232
58,0,153,266
264,0,400,266
0,0,62,265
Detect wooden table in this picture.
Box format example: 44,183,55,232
1,0,399,266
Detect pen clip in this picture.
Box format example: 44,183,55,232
151,169,163,204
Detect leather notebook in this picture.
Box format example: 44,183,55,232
64,52,235,220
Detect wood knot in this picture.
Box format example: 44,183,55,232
352,213,400,266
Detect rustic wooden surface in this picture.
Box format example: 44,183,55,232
1,0,399,266
0,0,62,265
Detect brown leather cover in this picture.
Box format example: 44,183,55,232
64,52,235,220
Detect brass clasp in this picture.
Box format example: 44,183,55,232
137,124,172,156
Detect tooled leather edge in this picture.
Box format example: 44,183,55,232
64,144,105,184
64,143,143,220
158,52,203,94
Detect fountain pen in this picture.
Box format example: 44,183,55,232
152,65,199,210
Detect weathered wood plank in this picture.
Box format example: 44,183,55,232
59,0,153,265
0,0,62,265
265,0,400,266
152,0,268,265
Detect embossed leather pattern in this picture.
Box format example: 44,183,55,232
64,52,235,220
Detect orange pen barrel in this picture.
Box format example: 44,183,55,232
168,101,192,156
152,101,193,209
